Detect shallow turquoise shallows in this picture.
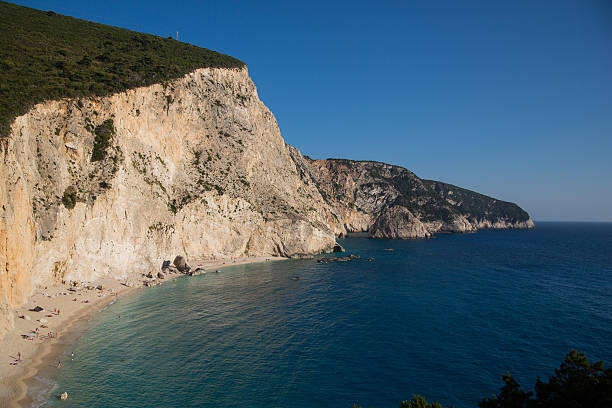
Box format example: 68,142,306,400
38,222,612,407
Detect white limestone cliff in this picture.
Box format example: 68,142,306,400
0,67,337,335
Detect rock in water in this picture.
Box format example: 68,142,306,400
60,392,68,400
332,243,345,252
157,271,165,279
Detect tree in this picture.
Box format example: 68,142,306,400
353,351,612,408
478,350,612,408
478,373,533,408
400,395,447,408
534,349,612,407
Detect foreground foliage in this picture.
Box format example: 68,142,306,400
0,1,245,137
353,351,612,408
400,395,446,408
479,350,612,408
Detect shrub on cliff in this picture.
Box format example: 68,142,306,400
62,186,77,209
91,119,115,161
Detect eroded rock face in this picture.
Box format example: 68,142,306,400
0,67,337,334
370,206,431,239
290,157,534,238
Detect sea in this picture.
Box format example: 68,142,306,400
35,222,612,408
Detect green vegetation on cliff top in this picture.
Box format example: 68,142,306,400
0,1,245,137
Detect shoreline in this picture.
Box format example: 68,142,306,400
0,256,285,408
17,290,133,408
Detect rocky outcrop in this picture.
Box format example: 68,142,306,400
289,157,534,238
370,206,431,239
424,180,535,229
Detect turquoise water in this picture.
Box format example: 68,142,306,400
39,222,612,407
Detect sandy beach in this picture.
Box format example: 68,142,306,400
0,256,285,408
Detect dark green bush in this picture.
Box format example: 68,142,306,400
61,186,77,209
91,119,114,161
400,395,446,408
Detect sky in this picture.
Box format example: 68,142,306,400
12,0,612,221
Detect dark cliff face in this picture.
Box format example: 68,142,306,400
424,180,531,225
289,152,534,238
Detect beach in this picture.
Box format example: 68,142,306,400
0,256,285,408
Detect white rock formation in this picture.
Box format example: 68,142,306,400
0,67,337,335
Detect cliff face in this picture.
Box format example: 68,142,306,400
0,66,534,336
0,67,337,335
289,157,534,238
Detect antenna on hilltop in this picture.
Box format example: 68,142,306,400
176,31,179,41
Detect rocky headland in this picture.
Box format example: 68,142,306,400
291,157,534,239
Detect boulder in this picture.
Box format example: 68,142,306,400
146,272,154,279
332,243,345,253
157,271,165,279
30,306,44,312
96,284,103,290
173,255,191,273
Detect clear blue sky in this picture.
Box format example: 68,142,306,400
13,0,612,221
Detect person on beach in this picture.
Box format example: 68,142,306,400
17,352,21,361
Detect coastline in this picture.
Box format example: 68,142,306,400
0,256,286,408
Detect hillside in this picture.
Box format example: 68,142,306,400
424,180,531,228
0,0,244,137
289,156,533,238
